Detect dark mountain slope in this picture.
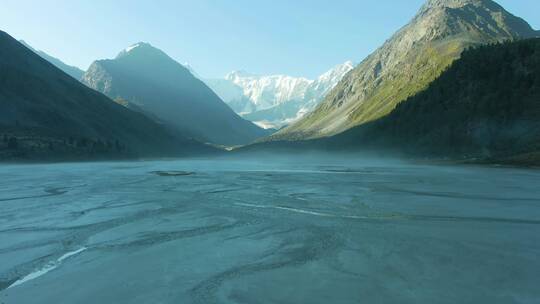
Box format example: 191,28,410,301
82,43,268,146
19,40,85,80
0,31,214,160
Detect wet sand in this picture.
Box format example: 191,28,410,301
1,158,539,303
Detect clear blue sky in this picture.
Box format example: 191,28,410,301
1,0,538,78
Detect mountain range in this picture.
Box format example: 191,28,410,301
0,31,213,160
272,0,539,140
2,0,539,164
204,61,354,129
81,43,268,146
247,38,540,164
19,40,85,81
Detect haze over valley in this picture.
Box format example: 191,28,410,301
1,0,539,303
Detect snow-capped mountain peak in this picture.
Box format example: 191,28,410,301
125,43,142,53
123,42,153,53
310,61,355,93
224,72,313,110
204,61,355,129
116,42,162,59
317,61,354,83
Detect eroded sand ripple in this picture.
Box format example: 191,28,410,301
1,158,539,303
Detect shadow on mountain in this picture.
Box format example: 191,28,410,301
0,32,218,161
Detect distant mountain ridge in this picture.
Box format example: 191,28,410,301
224,71,313,112
242,38,540,165
205,61,354,129
82,42,268,146
19,40,85,80
0,32,213,160
273,0,538,140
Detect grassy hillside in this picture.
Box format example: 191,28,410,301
274,0,538,140
327,39,540,163
288,40,465,139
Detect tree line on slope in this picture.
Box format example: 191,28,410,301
0,130,128,161
330,38,540,162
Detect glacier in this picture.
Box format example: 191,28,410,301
204,61,354,129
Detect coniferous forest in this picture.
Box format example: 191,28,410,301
319,39,540,163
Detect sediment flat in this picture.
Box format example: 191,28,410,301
1,158,539,303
